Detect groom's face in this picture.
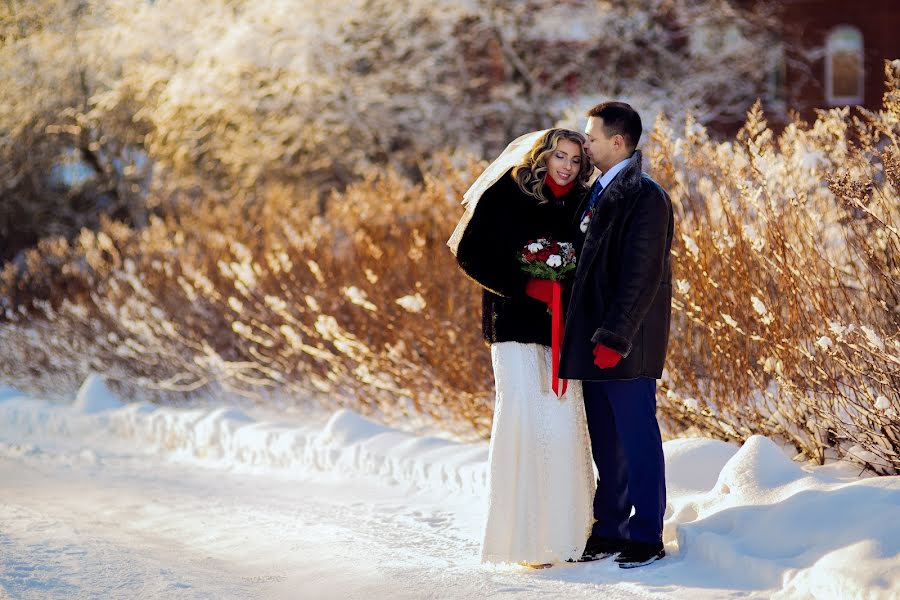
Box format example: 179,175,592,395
584,117,621,173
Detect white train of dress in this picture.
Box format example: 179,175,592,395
480,341,596,565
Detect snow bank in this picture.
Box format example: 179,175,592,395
0,384,25,402
666,435,900,598
73,373,123,414
0,383,489,497
1,378,898,599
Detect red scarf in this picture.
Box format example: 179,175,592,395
545,174,576,199
541,174,574,397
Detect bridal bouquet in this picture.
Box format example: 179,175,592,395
518,238,577,281
518,238,576,397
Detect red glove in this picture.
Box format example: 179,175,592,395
525,278,555,306
593,343,622,369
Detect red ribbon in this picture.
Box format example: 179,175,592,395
550,280,567,397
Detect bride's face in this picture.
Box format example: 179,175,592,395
545,139,583,186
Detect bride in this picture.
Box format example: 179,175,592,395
448,129,596,567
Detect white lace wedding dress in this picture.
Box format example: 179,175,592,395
480,341,596,565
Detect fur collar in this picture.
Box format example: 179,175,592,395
601,149,643,202
572,150,644,232
574,150,646,275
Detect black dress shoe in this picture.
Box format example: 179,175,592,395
615,540,665,569
574,536,628,562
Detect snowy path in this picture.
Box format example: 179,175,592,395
0,452,485,599
1,379,898,599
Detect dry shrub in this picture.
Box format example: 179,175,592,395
0,157,495,437
1,0,779,262
2,37,898,468
647,61,900,474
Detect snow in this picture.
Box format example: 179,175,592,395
1,379,898,599
342,286,377,312
72,373,123,414
395,293,426,313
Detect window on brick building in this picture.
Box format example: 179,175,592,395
825,26,864,105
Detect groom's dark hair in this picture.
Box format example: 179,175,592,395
586,102,642,150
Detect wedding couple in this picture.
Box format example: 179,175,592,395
449,102,674,570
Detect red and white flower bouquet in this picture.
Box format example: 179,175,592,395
517,238,576,397
518,238,577,281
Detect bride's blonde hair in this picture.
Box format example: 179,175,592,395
512,129,591,203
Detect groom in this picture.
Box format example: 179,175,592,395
559,102,674,568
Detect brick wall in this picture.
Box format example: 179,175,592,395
779,0,900,115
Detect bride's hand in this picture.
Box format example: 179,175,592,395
525,278,555,306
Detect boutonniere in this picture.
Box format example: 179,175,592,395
579,209,592,233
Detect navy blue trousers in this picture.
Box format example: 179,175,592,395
582,377,666,544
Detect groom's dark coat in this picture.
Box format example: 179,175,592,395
559,150,674,381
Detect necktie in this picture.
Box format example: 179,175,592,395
579,180,604,232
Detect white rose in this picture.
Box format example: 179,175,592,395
546,254,562,268
527,243,544,252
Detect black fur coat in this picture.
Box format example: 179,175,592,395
455,170,584,346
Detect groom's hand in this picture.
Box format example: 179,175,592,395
525,278,555,306
593,344,622,369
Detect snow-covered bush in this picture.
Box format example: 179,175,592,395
1,0,778,261
0,158,495,437
647,61,900,474
3,65,898,468
3,1,894,472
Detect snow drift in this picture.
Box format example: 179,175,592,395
1,379,898,599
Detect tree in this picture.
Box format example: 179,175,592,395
1,0,779,262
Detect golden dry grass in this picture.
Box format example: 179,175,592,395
1,65,898,472
645,63,900,473
0,158,495,437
